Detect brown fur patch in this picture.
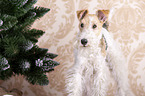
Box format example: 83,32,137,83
98,10,110,18
77,10,107,56
77,10,88,21
97,10,110,23
79,14,104,37
99,37,107,57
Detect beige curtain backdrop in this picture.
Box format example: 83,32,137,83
0,0,145,96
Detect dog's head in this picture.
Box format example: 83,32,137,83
76,9,109,47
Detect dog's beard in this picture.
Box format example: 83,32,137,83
77,32,102,47
75,34,102,56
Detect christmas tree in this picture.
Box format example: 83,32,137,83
0,0,59,85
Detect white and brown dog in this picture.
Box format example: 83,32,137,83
65,9,134,96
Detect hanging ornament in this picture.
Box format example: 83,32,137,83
2,64,10,71
42,62,51,71
20,60,30,71
42,57,51,61
0,56,10,71
0,19,3,26
35,59,43,67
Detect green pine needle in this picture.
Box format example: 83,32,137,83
46,53,58,59
0,14,18,30
23,29,45,43
23,0,38,11
17,7,50,29
3,37,20,57
26,73,49,85
0,69,13,80
0,0,59,86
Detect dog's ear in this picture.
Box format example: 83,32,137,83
96,10,109,23
77,9,88,21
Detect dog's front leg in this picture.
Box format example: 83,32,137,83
66,56,87,96
102,28,134,96
92,56,109,96
106,48,134,96
66,70,83,96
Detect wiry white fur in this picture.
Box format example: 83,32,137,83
102,28,135,96
65,17,134,96
66,28,109,96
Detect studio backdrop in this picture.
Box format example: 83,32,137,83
1,0,145,96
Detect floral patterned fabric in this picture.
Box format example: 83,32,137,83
0,0,145,96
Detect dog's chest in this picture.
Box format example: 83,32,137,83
80,47,106,93
82,64,95,95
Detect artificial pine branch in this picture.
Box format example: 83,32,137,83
46,53,58,59
0,0,59,85
26,73,49,85
23,0,38,11
23,29,45,43
16,7,50,30
0,14,18,30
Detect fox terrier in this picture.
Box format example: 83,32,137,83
65,9,134,96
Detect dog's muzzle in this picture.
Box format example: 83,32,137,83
81,38,88,47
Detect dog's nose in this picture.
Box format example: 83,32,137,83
81,38,88,46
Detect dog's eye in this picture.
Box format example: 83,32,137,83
92,24,97,29
80,23,84,28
